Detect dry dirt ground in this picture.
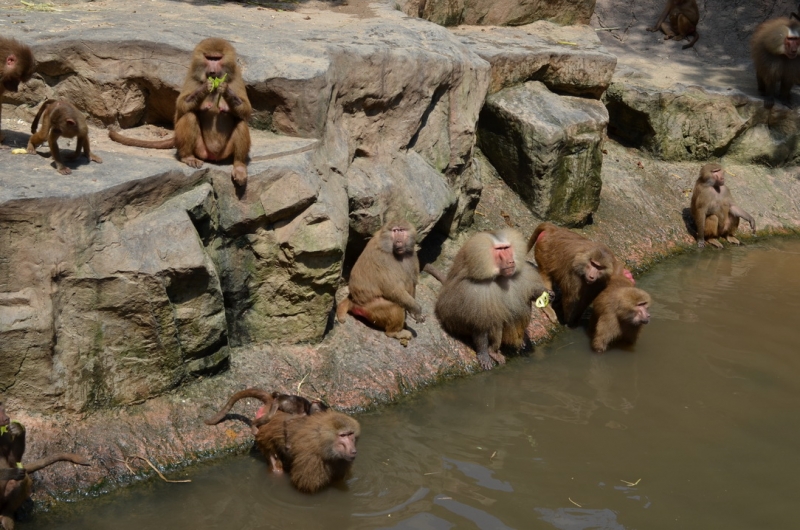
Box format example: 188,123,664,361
592,0,799,95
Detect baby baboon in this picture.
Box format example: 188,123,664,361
27,100,102,174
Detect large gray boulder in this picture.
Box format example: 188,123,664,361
604,79,800,166
453,21,617,97
478,81,608,226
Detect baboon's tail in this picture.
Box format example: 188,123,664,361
204,388,275,426
108,129,175,149
25,453,90,474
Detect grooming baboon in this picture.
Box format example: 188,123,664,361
337,220,424,346
109,38,252,187
27,100,103,174
0,38,34,143
751,17,800,108
433,229,550,370
589,273,651,353
255,410,360,493
528,223,620,327
690,163,756,249
647,0,700,49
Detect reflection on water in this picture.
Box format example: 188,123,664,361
27,239,800,530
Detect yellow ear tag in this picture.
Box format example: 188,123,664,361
208,73,228,91
16,462,23,469
0,426,7,436
535,291,550,308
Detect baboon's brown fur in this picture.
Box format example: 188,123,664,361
589,274,651,353
434,229,548,370
337,220,423,345
255,410,360,493
690,163,756,249
528,223,620,327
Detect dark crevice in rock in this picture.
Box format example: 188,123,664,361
605,100,656,149
407,83,449,151
340,224,370,280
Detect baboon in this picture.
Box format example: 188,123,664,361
27,100,102,174
0,403,89,530
0,452,90,530
204,388,327,435
0,38,34,143
690,163,756,249
433,229,550,370
751,17,800,108
336,220,424,346
528,223,620,327
252,394,328,431
255,410,360,493
109,38,252,187
589,273,651,353
647,0,700,49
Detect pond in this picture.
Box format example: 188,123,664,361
27,238,800,530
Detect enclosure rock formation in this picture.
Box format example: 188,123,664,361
604,80,800,166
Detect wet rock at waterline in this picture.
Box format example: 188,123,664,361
478,81,607,227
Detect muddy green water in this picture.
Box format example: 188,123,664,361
27,239,800,530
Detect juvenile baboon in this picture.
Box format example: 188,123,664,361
751,17,800,108
255,410,360,493
27,100,103,174
0,38,34,143
336,220,424,346
690,163,756,249
647,0,700,49
589,273,651,353
204,388,327,435
251,393,328,432
110,38,252,187
433,229,549,370
528,223,620,327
